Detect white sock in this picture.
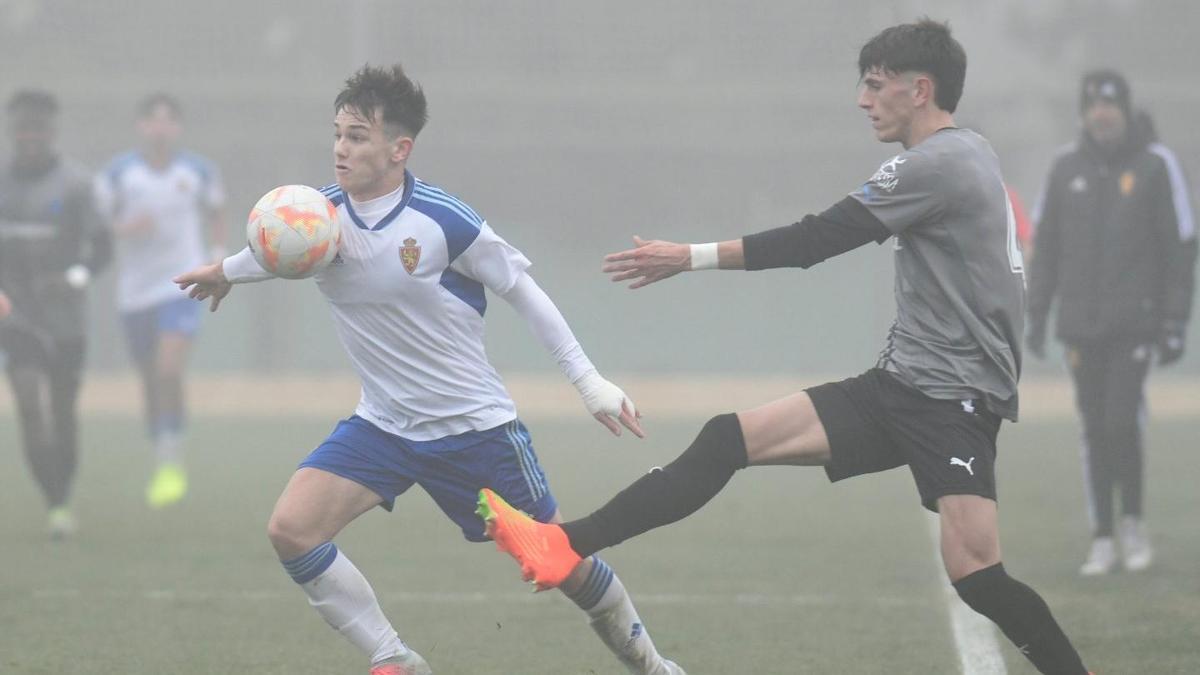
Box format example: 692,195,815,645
154,431,183,465
564,557,668,675
286,544,407,665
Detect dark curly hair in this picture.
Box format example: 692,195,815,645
335,64,428,138
858,18,966,113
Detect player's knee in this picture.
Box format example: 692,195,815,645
940,531,1000,582
155,357,185,380
267,510,319,558
672,413,748,473
1099,418,1136,446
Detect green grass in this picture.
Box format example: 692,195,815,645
2,413,1198,674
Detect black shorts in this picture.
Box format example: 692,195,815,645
806,368,1001,512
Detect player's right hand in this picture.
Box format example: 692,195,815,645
0,290,11,320
602,236,690,289
174,262,232,312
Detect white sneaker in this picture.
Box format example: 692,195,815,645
1079,537,1118,576
1119,517,1153,572
370,649,432,675
659,659,687,675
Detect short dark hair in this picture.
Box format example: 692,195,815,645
858,18,967,113
7,89,59,117
138,92,182,119
334,64,428,137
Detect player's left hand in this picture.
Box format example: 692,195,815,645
574,370,644,438
0,290,11,321
174,262,232,312
602,236,690,289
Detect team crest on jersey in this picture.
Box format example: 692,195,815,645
1119,171,1136,196
869,155,906,192
400,237,420,274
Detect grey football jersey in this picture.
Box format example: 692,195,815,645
850,128,1025,420
0,158,101,339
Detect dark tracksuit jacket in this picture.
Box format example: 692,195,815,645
1028,133,1195,344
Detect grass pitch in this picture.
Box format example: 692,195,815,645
2,410,1198,673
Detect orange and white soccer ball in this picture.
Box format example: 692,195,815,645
247,185,340,279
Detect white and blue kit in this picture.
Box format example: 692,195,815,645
224,172,598,540
94,151,225,358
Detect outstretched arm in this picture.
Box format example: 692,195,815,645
498,272,643,438
602,197,889,288
173,247,274,312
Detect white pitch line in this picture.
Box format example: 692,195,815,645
926,512,1008,675
29,587,934,609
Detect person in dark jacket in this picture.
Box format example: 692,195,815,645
1027,70,1196,575
0,89,111,538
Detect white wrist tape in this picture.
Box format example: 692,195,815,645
690,242,719,271
574,370,636,418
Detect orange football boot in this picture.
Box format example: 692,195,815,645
476,488,583,590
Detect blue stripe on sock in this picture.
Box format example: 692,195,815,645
282,542,339,584
566,557,613,611
564,560,599,605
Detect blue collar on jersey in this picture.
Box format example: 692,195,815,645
343,170,416,231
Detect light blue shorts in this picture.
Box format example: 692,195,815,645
120,297,201,362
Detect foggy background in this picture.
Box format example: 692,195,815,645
3,0,1198,377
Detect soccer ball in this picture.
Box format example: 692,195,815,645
247,185,340,279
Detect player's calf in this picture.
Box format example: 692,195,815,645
282,542,414,668
561,413,748,558
561,556,685,675
953,563,1088,674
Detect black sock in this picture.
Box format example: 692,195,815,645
953,563,1088,675
562,413,748,558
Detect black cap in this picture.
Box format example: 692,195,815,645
1080,69,1131,119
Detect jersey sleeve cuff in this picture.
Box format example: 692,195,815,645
222,247,274,283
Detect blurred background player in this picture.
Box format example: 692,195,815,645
0,89,111,537
93,93,228,508
1026,70,1196,575
482,20,1094,675
175,65,683,675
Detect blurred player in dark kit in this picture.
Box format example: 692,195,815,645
0,89,111,538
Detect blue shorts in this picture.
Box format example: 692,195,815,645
300,415,559,542
121,297,201,362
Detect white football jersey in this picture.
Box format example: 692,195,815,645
313,172,530,440
94,151,225,312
